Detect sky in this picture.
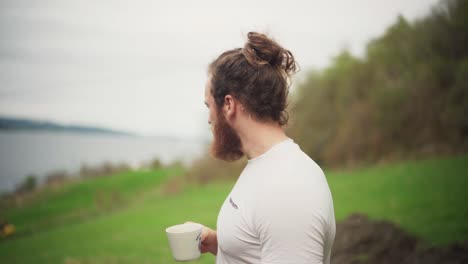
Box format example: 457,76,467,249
0,0,439,139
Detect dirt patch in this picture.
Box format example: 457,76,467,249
331,214,468,264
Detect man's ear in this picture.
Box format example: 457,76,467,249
223,95,236,119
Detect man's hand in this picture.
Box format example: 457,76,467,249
185,221,218,256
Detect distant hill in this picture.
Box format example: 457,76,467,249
0,116,135,136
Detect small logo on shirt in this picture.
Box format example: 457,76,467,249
229,197,238,209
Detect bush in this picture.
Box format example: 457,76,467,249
15,174,37,194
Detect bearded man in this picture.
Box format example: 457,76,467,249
189,32,336,264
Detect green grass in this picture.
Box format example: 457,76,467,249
328,155,468,245
0,155,467,263
1,178,227,264
3,167,182,236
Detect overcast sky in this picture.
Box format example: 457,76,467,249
0,0,439,138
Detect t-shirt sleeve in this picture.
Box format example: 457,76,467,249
253,185,330,264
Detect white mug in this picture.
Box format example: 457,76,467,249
166,223,202,261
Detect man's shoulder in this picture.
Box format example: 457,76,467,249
283,142,324,175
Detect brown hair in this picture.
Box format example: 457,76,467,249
208,32,298,126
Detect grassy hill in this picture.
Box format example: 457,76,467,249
0,155,467,263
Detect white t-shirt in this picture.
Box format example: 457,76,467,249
216,138,335,264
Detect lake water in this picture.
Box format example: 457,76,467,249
0,131,208,193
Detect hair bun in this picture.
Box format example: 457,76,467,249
243,32,297,75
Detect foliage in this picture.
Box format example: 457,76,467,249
185,150,246,184
288,0,468,167
15,174,37,194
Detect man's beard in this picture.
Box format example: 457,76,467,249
210,109,244,161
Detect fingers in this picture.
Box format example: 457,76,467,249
181,221,214,255
200,243,209,254
201,227,209,241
